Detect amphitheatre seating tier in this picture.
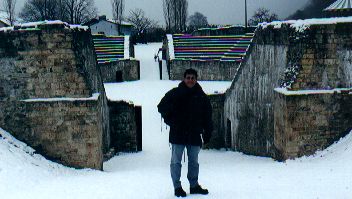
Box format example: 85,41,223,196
93,34,125,64
172,33,254,62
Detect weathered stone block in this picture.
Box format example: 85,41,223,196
0,23,111,170
99,60,140,82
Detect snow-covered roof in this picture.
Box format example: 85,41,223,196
325,0,352,11
259,16,352,32
107,19,133,26
85,16,133,27
0,20,89,32
0,11,10,26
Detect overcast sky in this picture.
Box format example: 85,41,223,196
15,0,310,25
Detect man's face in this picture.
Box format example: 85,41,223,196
184,74,197,88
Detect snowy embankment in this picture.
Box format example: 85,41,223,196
1,43,352,199
1,126,352,199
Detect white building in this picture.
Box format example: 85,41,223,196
85,15,133,36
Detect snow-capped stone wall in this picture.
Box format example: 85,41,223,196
192,26,256,36
224,44,288,156
225,19,352,159
0,22,110,169
274,90,352,160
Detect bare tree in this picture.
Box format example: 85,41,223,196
19,0,59,22
163,0,172,32
126,8,156,33
2,0,17,25
111,0,124,24
288,0,335,20
188,11,208,31
19,0,96,24
62,0,97,24
163,0,188,33
178,0,188,32
249,8,278,26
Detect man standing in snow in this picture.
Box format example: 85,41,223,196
158,68,213,197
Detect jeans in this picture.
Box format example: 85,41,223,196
170,144,201,189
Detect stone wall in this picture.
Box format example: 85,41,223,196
274,91,352,160
108,101,142,152
6,97,104,169
290,24,352,90
206,94,225,149
224,22,352,159
168,60,239,81
192,26,256,36
0,23,110,169
99,59,140,82
224,44,288,156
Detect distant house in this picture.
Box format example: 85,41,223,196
84,15,133,36
0,20,9,28
0,11,10,28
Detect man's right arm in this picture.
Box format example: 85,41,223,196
157,89,175,126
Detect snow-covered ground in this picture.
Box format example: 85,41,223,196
1,43,352,199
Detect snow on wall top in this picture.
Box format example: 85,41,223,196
0,20,89,32
259,16,352,32
274,87,352,96
20,93,100,102
124,35,130,59
324,0,352,11
166,34,175,60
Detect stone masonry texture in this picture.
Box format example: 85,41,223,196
99,59,140,83
224,23,352,159
168,60,239,81
108,101,141,152
274,92,352,160
0,23,110,170
206,94,225,149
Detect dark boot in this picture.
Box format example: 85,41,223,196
190,185,209,195
175,187,187,197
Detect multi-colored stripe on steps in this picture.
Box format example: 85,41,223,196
172,33,254,62
92,34,125,64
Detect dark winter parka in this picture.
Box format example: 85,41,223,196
157,81,213,146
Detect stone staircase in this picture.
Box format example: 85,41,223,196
172,33,254,62
92,34,125,64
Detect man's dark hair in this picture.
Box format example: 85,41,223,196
184,68,198,78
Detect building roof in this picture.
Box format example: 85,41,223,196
324,0,352,11
106,19,133,26
84,15,133,27
0,11,10,26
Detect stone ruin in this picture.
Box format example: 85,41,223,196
0,21,141,170
164,19,352,160
1,17,351,169
92,34,140,83
224,19,352,160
